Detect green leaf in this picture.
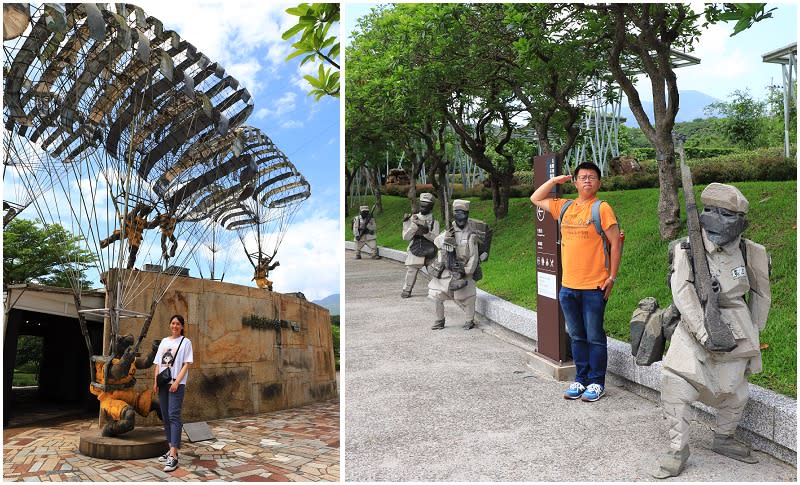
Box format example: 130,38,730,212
281,23,306,40
299,53,316,66
285,6,308,17
327,43,340,60
285,49,306,62
304,74,324,88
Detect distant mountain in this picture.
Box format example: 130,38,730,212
620,90,722,127
313,293,340,315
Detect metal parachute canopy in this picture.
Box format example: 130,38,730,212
3,4,306,381
208,126,311,290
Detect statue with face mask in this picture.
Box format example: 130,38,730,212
427,199,480,330
653,183,771,479
401,193,440,298
352,205,380,260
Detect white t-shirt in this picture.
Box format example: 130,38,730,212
154,336,194,385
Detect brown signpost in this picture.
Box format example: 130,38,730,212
533,154,571,363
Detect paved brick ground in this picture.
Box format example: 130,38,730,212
3,398,339,482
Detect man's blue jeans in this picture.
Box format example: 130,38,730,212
158,383,186,449
559,287,607,387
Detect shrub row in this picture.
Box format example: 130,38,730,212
629,146,737,160
379,148,795,198
688,148,797,184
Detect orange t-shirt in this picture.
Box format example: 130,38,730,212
549,197,618,289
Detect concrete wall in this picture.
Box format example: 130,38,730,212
106,269,337,425
363,243,797,465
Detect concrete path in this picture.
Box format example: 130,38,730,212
344,253,796,482
3,399,339,482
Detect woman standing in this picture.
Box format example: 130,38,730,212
153,314,194,472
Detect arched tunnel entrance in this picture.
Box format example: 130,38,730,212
4,286,104,428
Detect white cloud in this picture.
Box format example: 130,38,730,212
224,60,264,95
257,92,298,121
281,120,304,129
135,1,299,97
197,216,340,302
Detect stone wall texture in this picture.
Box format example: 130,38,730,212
103,270,337,425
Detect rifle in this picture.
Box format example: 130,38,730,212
676,135,737,352
356,204,376,240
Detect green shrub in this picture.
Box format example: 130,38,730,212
602,172,660,191
627,146,736,160
689,148,796,185
514,170,534,185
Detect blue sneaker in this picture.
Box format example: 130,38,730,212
563,382,585,400
581,383,605,402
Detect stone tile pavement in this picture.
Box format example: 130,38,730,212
3,398,339,482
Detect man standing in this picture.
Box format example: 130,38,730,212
653,183,770,478
530,161,621,402
428,199,479,330
401,193,440,298
352,205,380,260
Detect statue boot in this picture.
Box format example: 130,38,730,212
431,319,445,330
101,406,136,437
401,290,411,298
462,320,475,330
711,433,758,463
651,445,689,479
355,251,361,260
370,252,381,260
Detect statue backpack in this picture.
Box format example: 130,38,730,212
467,218,493,281
402,213,437,258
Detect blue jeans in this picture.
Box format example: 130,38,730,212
158,383,186,449
559,287,607,387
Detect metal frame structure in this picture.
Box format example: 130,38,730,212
567,49,701,176
762,42,797,158
4,4,309,362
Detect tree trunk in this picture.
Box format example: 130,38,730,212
654,139,681,238
344,165,354,216
364,166,383,215
481,156,512,219
601,3,683,240
403,146,421,213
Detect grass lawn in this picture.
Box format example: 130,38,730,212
12,371,38,387
346,180,797,398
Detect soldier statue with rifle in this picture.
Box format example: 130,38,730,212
652,137,771,478
427,199,488,331
401,193,440,298
352,205,380,260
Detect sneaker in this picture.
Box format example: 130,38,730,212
581,383,605,402
163,455,178,472
563,382,586,400
157,450,170,463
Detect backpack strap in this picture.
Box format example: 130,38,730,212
591,200,610,270
558,199,612,270
557,199,573,247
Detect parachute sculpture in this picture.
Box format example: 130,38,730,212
3,3,310,434
212,126,311,289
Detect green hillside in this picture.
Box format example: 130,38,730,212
346,181,797,397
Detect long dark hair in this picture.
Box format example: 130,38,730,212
169,314,185,336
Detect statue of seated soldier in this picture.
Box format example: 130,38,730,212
89,334,162,437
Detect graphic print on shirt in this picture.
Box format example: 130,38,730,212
161,348,174,367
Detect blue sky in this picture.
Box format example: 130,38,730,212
137,2,341,302
4,2,341,302
344,2,797,103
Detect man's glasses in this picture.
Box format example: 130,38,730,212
575,175,598,182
